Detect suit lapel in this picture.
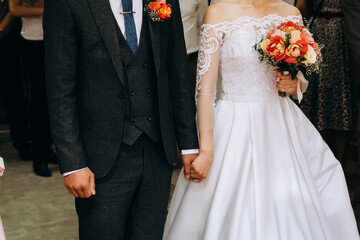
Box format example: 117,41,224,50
146,11,161,76
87,0,125,86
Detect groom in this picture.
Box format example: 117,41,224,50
43,0,199,239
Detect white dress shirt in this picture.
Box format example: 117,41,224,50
64,0,199,176
179,0,207,54
109,0,143,44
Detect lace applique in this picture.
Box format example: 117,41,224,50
195,24,222,107
195,14,303,106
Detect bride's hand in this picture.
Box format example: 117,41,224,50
189,151,214,183
276,71,298,95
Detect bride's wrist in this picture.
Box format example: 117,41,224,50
199,147,214,158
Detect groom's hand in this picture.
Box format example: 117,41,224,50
64,168,96,198
182,154,198,179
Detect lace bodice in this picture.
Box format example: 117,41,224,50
195,14,303,132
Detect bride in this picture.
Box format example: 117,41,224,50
163,0,359,239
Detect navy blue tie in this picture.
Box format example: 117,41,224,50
122,0,138,54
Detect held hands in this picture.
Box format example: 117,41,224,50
189,151,213,183
276,71,298,95
182,151,213,183
182,154,198,180
64,168,96,198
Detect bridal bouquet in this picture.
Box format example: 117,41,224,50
254,21,324,97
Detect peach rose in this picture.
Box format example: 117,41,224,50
149,2,161,10
261,39,271,53
285,40,309,64
271,29,286,41
157,4,172,20
290,30,301,44
286,43,302,58
266,36,286,62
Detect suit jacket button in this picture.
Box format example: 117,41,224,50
148,117,152,121
131,92,135,96
127,64,131,70
143,63,147,68
119,93,124,99
146,88,151,94
133,117,137,123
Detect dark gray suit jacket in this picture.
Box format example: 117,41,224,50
43,0,199,178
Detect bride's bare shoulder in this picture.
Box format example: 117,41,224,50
202,1,235,25
274,2,301,17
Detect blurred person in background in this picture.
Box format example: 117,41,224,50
179,0,208,92
9,0,55,177
342,0,360,232
0,0,31,162
342,0,360,164
296,0,357,165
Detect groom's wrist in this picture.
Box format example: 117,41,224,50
63,167,88,177
181,149,199,155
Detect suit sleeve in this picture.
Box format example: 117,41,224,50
43,0,87,174
167,0,199,150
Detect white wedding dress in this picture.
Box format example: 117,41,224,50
163,14,359,240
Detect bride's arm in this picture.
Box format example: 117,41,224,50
189,9,222,183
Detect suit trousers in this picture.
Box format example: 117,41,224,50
76,134,173,240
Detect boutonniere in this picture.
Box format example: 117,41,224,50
144,0,172,22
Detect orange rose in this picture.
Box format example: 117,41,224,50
157,4,172,20
284,41,308,64
278,21,300,33
149,2,161,10
266,36,286,62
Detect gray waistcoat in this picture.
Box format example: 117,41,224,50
115,14,161,145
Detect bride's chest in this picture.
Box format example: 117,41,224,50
220,29,264,60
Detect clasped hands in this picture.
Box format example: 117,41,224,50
182,151,213,183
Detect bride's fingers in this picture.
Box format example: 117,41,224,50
190,172,202,179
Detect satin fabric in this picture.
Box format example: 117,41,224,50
164,98,359,240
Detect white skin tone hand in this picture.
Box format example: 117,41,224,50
64,168,96,198
189,131,214,183
190,151,214,183
0,167,3,174
276,71,298,94
182,153,199,180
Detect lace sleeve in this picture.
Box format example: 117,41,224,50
195,24,222,134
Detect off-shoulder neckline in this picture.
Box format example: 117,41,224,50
202,13,302,28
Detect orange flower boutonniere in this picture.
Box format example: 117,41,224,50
145,0,172,22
